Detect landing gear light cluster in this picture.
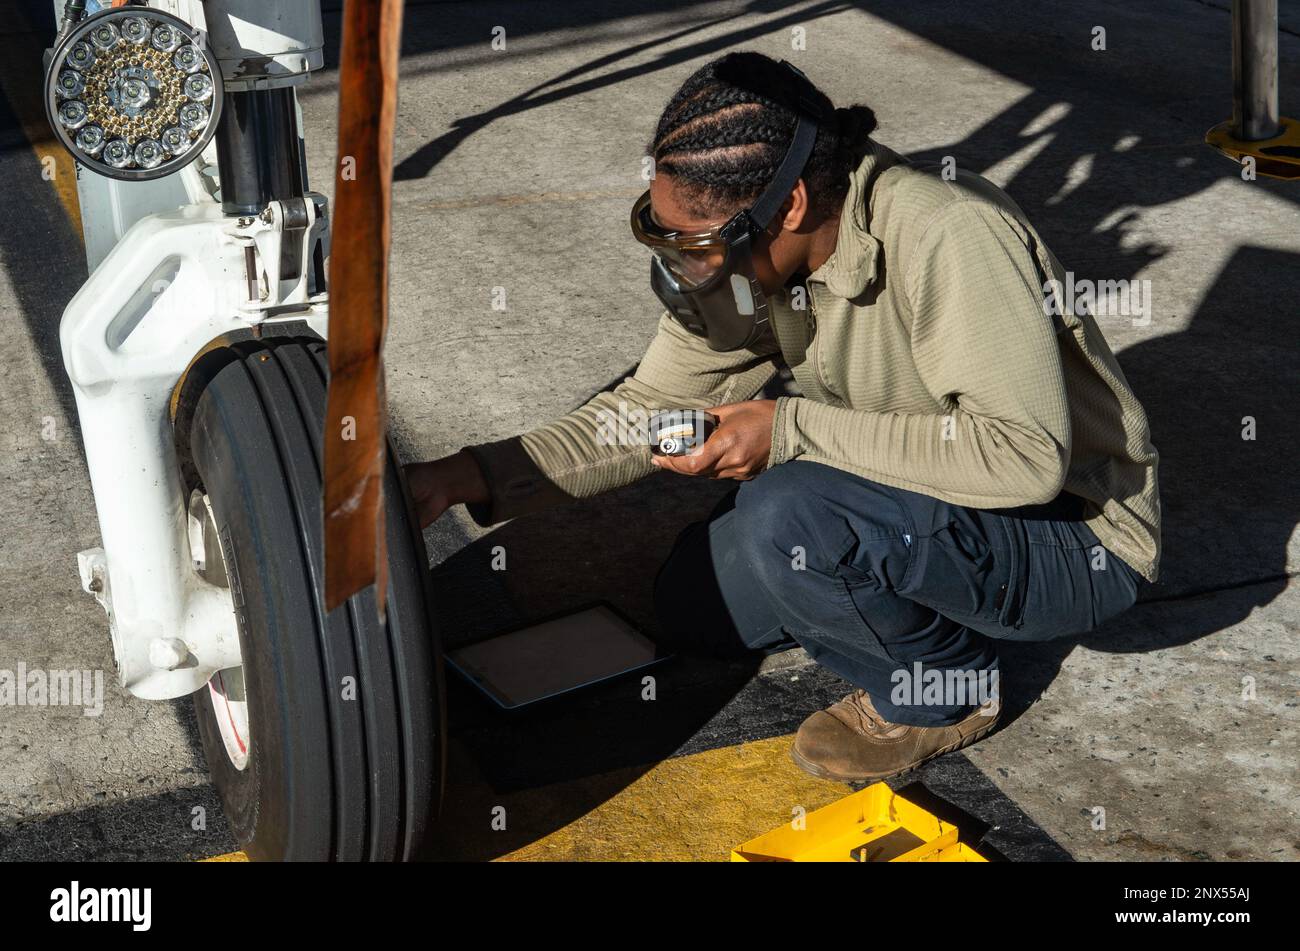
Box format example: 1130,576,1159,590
46,0,444,861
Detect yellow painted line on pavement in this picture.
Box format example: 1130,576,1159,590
431,732,851,862
495,734,850,862
200,733,849,863
201,851,249,862
0,10,83,234
410,184,644,212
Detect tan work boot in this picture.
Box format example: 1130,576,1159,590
791,690,1000,782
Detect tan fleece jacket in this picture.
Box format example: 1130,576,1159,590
466,140,1161,581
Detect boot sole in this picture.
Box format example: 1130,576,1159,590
790,713,1001,784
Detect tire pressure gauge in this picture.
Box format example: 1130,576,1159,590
649,410,718,457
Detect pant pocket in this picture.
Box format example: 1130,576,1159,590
999,538,1137,643
1012,546,1095,640
900,520,1000,623
827,531,920,664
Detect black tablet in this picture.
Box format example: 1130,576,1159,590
445,603,665,709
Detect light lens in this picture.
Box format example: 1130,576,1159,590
107,69,157,117
58,99,89,130
56,70,84,98
134,138,165,169
89,22,120,51
160,126,188,154
103,138,132,169
183,72,213,102
75,125,105,156
121,16,150,45
173,44,203,73
178,101,207,131
67,41,95,70
151,24,180,53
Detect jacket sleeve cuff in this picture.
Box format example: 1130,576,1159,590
462,437,575,526
768,395,800,468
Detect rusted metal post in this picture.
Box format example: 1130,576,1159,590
1233,0,1280,140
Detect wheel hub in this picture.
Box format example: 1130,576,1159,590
188,489,250,772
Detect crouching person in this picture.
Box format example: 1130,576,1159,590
405,52,1159,781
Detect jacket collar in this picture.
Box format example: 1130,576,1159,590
807,138,906,299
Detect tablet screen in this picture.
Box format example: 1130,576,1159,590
446,605,660,708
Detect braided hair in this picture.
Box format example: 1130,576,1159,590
648,51,877,220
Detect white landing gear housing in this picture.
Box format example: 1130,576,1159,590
62,198,328,699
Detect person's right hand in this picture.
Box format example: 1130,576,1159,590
402,450,489,529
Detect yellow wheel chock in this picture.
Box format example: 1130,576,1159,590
731,782,988,862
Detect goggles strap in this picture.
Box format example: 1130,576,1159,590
748,114,818,229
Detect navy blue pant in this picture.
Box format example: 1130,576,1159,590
654,461,1141,727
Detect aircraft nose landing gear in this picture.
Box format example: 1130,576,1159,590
47,1,445,861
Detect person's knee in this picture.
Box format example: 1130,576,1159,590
732,463,831,584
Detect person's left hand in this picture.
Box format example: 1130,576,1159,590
651,399,777,481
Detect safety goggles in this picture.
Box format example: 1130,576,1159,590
629,191,734,287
